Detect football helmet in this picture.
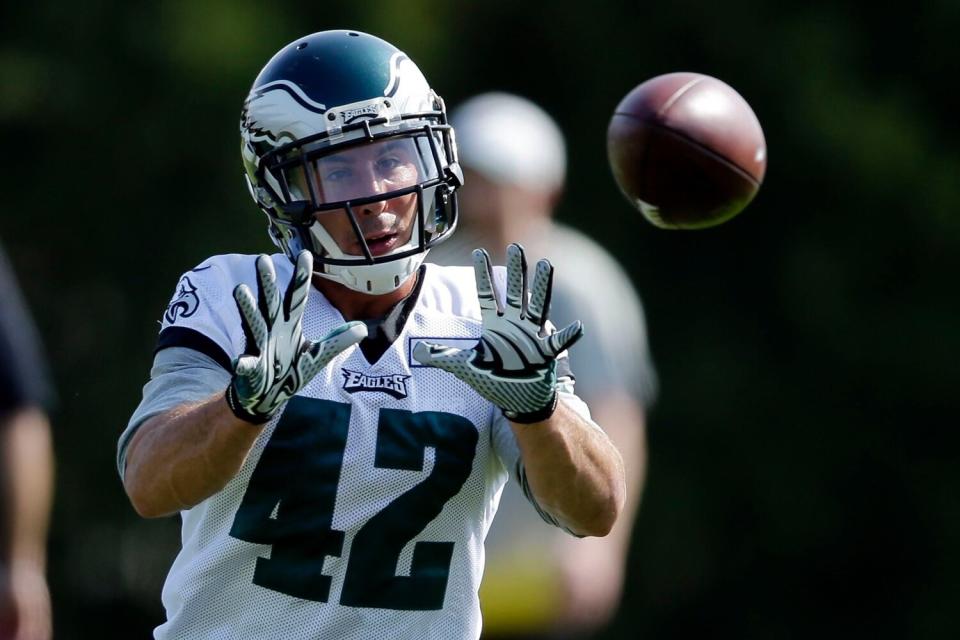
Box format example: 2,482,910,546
240,30,462,295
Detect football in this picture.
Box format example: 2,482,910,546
607,72,767,229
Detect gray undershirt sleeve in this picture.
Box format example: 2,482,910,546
116,347,232,478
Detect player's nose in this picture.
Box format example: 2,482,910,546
358,193,388,216
358,168,389,215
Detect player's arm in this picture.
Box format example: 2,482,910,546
414,244,626,537
122,252,366,518
0,406,54,639
2,407,54,568
508,396,625,537
123,394,265,518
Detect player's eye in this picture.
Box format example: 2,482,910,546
376,156,402,172
324,167,352,182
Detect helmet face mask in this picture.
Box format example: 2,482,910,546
240,31,462,295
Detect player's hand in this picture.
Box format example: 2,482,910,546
0,561,52,640
414,243,583,423
225,251,367,424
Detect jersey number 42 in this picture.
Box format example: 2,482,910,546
229,396,478,611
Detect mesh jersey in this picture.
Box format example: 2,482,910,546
121,253,588,640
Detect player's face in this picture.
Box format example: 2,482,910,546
289,138,429,257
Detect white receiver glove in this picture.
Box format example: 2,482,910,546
225,251,368,424
414,243,583,423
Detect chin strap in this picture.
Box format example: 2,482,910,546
306,216,429,295
310,252,428,295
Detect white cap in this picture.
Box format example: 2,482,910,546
451,92,566,192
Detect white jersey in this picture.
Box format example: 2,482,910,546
118,253,589,640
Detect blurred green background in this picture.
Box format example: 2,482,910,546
2,0,958,637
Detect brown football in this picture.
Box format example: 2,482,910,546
607,72,767,229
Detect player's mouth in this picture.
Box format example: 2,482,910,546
361,232,400,256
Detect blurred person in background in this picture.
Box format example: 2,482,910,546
118,31,628,640
0,244,54,640
429,93,656,639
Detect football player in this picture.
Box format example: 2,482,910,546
118,30,626,640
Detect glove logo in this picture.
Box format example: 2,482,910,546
408,337,479,367
164,276,199,324
341,369,411,399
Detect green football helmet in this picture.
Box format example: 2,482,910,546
240,30,462,295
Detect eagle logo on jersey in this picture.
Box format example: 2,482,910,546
164,275,200,324
341,369,411,399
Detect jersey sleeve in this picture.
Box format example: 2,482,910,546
154,258,247,373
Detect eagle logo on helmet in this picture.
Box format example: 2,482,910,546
242,80,328,148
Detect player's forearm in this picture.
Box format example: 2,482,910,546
510,399,626,537
591,393,648,552
1,408,53,568
123,392,266,518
